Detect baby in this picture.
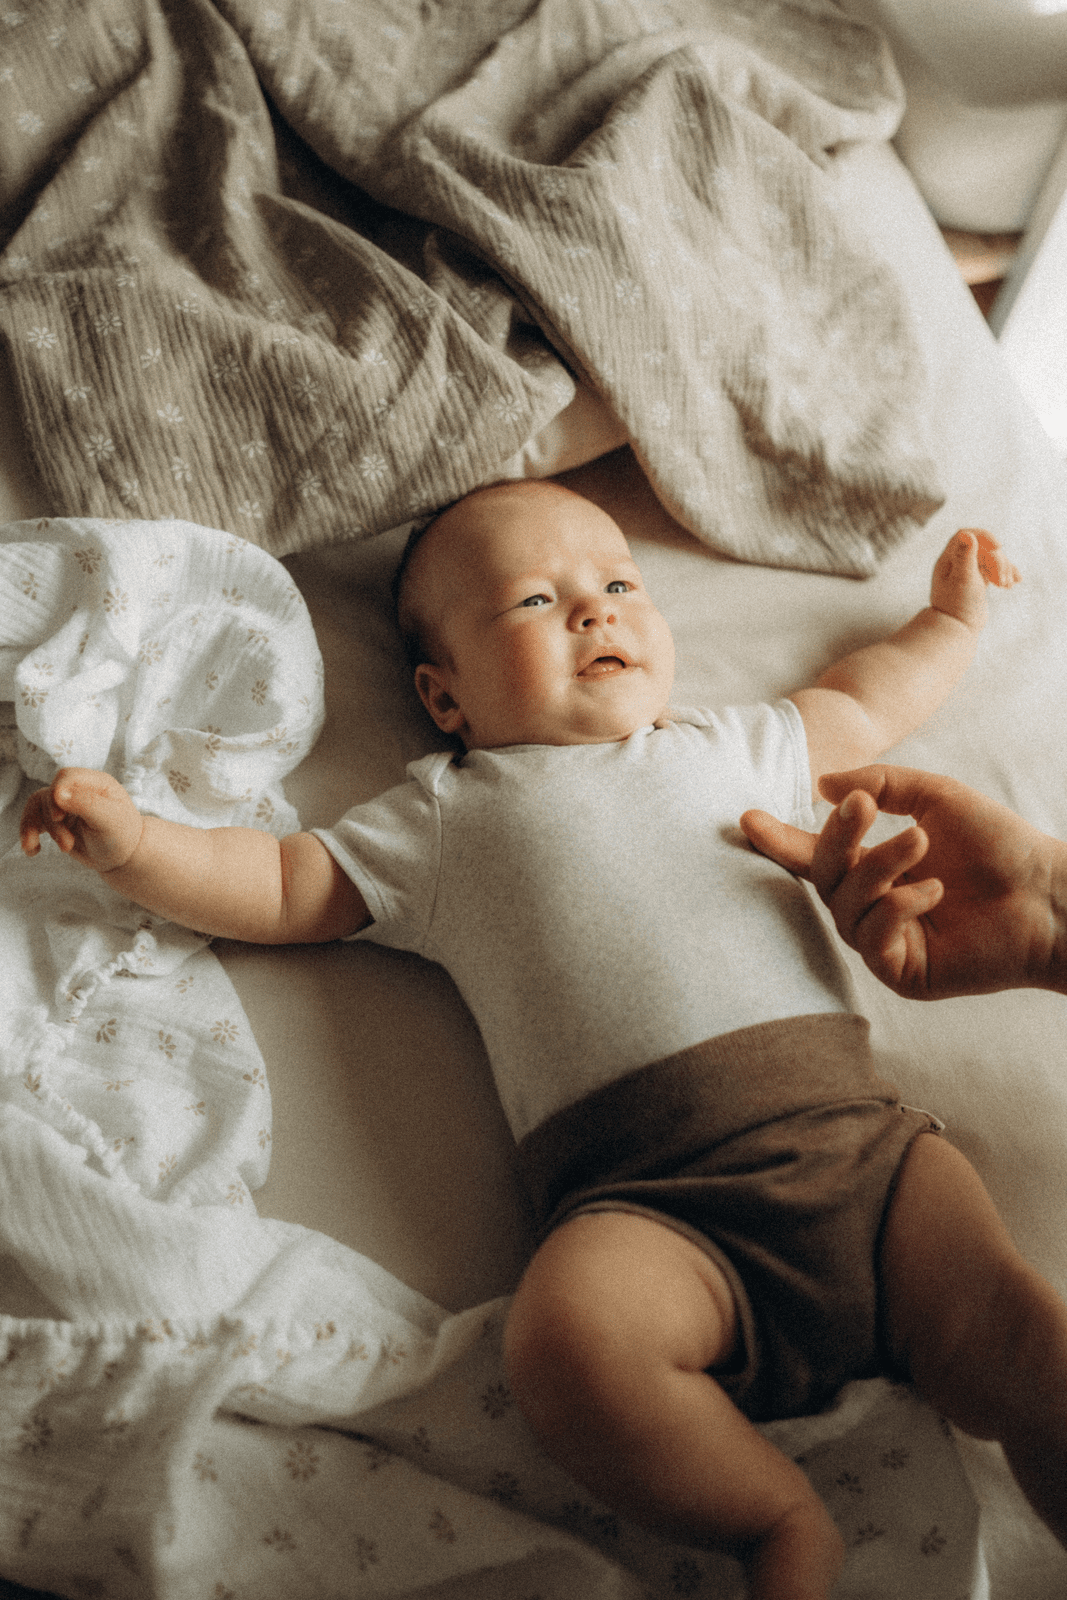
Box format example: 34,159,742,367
20,480,1067,1600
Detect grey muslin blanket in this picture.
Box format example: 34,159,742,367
0,0,941,574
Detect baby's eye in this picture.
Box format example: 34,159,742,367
519,593,550,607
605,580,631,594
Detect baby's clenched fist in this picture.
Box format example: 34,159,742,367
20,768,144,875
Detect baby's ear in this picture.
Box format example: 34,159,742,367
414,663,467,735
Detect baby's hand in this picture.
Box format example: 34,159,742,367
20,768,144,874
930,528,1019,631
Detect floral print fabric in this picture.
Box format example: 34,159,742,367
0,0,942,572
0,515,322,1208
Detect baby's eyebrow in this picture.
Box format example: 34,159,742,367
486,576,545,617
490,568,551,596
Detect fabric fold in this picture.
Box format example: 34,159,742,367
0,0,942,572
0,516,323,1210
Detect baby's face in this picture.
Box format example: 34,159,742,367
411,483,676,749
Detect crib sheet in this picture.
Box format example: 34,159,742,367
2,136,1067,1600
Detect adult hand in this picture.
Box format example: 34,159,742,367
741,765,1067,999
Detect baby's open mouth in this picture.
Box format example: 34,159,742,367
578,655,626,678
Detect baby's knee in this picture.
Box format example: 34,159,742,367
504,1217,673,1444
883,1136,1067,1437
504,1211,738,1444
745,1498,845,1600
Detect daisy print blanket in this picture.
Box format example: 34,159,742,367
0,515,324,1212
0,0,942,576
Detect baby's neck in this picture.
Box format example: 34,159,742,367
461,711,674,754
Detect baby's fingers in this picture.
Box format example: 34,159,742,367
966,528,1020,588
20,786,76,855
931,530,995,630
19,789,49,855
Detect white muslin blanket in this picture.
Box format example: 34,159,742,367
0,515,325,1212
0,519,988,1600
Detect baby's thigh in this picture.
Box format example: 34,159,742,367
881,1133,1060,1420
504,1208,738,1423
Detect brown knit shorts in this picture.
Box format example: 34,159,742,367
516,1014,943,1423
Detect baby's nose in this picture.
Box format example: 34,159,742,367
578,597,617,628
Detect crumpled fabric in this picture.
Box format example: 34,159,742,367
0,514,323,1208
0,0,942,572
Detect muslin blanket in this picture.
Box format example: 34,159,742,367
0,0,943,576
0,515,322,1214
0,517,989,1599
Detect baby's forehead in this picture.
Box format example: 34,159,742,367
453,485,626,557
410,483,633,610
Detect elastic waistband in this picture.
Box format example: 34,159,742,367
517,1013,896,1226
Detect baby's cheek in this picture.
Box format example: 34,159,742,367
498,636,560,725
504,631,551,688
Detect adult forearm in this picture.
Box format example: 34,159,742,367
815,608,978,751
102,816,289,942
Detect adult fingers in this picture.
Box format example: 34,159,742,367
819,824,934,946
804,789,879,897
739,809,818,877
742,789,881,886
849,883,942,995
818,764,955,823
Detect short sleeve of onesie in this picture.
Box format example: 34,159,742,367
678,700,814,827
311,752,449,955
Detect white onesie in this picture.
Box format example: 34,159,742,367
314,701,851,1143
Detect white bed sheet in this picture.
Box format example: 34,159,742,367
2,134,1067,1598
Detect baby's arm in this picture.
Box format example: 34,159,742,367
790,530,1019,791
20,768,369,944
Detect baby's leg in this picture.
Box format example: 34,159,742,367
882,1134,1067,1543
504,1210,843,1600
